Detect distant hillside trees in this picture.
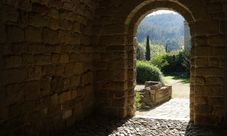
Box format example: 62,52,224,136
136,13,184,52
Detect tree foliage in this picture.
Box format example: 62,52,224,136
136,13,185,52
146,35,151,61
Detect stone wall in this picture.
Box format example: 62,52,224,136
93,0,226,126
0,0,98,135
0,0,226,135
137,81,172,109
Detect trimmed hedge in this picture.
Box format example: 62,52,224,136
136,61,163,84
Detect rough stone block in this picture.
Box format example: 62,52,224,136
64,63,74,77
194,105,213,114
49,8,59,18
43,65,55,75
42,27,58,44
206,77,224,85
4,55,22,68
51,76,63,92
28,12,50,27
34,54,50,65
41,76,51,95
195,114,219,125
208,35,225,47
22,54,34,64
51,93,58,105
3,5,19,22
194,97,207,105
18,0,32,10
212,47,225,57
49,18,59,30
208,97,224,106
26,66,42,81
62,110,72,119
2,69,26,85
194,86,223,97
9,103,19,116
6,25,25,42
195,58,208,67
55,65,64,75
51,53,59,63
207,68,224,77
196,21,219,35
59,19,73,30
71,90,77,99
20,101,37,113
213,106,225,116
32,3,49,15
82,71,93,86
23,81,40,99
63,78,70,91
59,92,67,104
59,54,69,63
25,26,42,42
195,77,205,85
195,46,212,56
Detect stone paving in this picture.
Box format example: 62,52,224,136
58,116,227,136
58,98,227,136
136,98,190,120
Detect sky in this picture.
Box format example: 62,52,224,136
149,10,177,16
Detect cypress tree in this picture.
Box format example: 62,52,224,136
146,34,151,61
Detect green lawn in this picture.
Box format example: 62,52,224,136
163,72,190,85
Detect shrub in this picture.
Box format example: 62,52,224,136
162,51,184,73
150,55,169,69
136,61,163,84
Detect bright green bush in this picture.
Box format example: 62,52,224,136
136,61,163,84
150,55,169,69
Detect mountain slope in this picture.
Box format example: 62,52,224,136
136,13,185,51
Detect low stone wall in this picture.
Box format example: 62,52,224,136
136,81,172,109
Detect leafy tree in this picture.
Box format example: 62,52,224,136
146,35,151,61
150,44,166,59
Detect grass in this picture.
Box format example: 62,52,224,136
163,72,190,85
135,92,141,109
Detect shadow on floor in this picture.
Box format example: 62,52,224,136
57,115,227,136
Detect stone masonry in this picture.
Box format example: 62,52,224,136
0,0,226,135
136,81,172,109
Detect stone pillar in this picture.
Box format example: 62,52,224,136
184,21,190,51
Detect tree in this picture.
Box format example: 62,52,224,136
146,34,151,61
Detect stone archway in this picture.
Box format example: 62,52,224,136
94,0,226,126
124,1,196,123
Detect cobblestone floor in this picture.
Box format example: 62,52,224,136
58,116,227,136
136,98,189,120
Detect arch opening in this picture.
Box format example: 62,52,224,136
134,9,190,120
